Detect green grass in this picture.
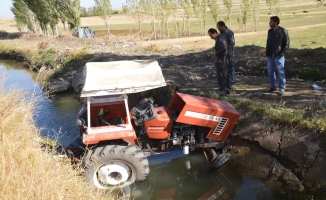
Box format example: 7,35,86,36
180,87,326,135
235,25,326,49
232,98,323,130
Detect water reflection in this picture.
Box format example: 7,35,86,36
0,60,41,91
131,150,287,200
0,60,80,147
35,94,81,146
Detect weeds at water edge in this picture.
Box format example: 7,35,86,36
0,76,116,200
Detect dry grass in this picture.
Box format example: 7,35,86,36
0,76,116,200
0,18,17,32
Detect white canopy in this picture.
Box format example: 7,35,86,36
80,60,166,97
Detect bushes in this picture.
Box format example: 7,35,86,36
299,67,325,81
0,41,93,73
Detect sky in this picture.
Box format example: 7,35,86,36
0,0,126,18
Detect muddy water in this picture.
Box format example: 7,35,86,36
0,60,314,200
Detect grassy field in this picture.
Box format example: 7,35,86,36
1,0,323,38
235,25,326,49
75,0,325,40
137,24,326,56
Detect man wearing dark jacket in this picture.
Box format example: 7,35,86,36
208,28,229,95
217,21,236,89
265,16,290,95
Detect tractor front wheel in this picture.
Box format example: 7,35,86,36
83,142,149,189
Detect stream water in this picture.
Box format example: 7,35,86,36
0,60,81,147
0,60,315,200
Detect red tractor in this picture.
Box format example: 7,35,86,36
75,60,240,189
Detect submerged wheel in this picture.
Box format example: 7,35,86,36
82,142,149,189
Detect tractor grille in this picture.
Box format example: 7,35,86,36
213,118,228,135
216,173,232,189
207,173,232,200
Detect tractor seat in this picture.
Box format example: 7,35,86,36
96,108,111,126
130,98,156,126
108,118,125,125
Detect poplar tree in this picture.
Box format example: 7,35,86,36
274,0,281,15
316,0,326,6
48,8,59,36
88,7,97,16
12,0,80,35
24,0,52,35
155,1,165,39
159,0,172,38
145,0,158,40
170,0,180,38
193,0,204,36
179,0,187,37
52,0,80,32
223,0,233,28
236,16,242,33
54,0,75,32
251,0,260,32
44,1,60,36
266,0,281,15
94,0,113,37
265,0,273,14
123,0,147,40
208,0,219,23
11,0,37,33
183,0,193,36
193,0,208,36
202,0,208,36
67,0,81,29
239,0,250,33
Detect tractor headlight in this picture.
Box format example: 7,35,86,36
76,118,85,127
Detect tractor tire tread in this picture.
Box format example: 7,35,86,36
82,141,149,189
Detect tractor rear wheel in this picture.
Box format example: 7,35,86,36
82,141,149,189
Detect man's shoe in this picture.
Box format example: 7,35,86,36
226,89,230,95
218,91,226,96
266,88,277,93
278,90,284,96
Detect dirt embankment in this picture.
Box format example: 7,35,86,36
1,31,326,195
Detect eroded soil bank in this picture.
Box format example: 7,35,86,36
181,76,326,195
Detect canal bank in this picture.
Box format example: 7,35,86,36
0,60,111,200
1,59,324,198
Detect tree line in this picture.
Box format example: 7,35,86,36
12,0,81,35
121,0,282,40
12,0,321,39
80,7,121,17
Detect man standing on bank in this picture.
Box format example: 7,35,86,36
265,16,290,95
217,21,236,89
208,28,229,95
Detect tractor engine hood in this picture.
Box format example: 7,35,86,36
80,60,166,97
